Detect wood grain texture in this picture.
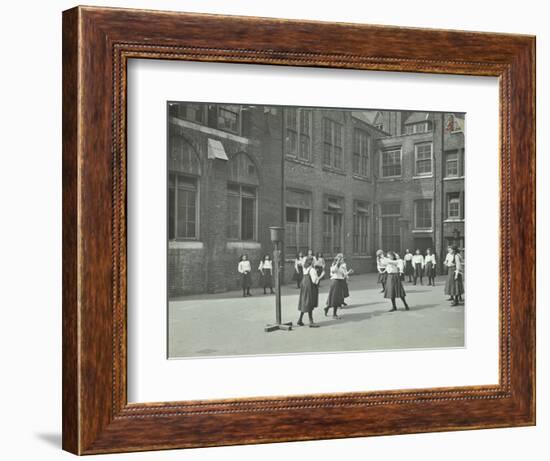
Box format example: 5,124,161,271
62,5,536,455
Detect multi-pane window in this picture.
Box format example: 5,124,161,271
445,151,460,177
405,122,431,134
217,105,240,134
352,129,369,177
168,174,198,240
415,199,433,229
323,197,343,255
226,184,256,240
286,208,311,256
353,201,369,255
380,202,401,252
285,108,312,161
447,193,461,219
415,143,433,176
285,189,312,255
381,148,402,177
323,118,343,170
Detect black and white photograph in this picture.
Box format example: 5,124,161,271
167,102,466,358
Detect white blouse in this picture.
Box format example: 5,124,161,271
238,260,252,274
425,254,437,265
383,258,400,274
330,264,347,280
304,266,320,284
258,260,273,271
412,254,425,266
404,253,413,261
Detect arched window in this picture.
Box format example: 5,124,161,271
226,153,259,241
168,136,201,240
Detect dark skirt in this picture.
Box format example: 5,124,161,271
425,262,436,278
414,263,423,277
260,269,273,288
445,271,464,296
298,275,318,312
378,272,388,285
241,272,251,289
326,279,345,307
404,259,414,276
343,279,350,298
384,273,407,299
293,266,303,282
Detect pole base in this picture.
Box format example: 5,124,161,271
264,322,293,332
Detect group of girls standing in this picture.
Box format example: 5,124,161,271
296,252,352,327
402,248,437,286
237,254,276,297
443,246,464,306
293,250,327,288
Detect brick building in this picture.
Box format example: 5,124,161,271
167,103,464,296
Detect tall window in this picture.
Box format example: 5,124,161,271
323,197,343,255
217,105,240,134
227,184,256,240
415,142,433,176
353,201,370,255
168,135,201,240
323,118,343,169
285,189,312,255
415,199,433,229
380,202,401,251
168,174,198,239
445,150,460,177
447,193,461,219
381,148,402,178
352,129,369,177
285,108,312,161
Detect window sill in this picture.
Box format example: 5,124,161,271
169,240,204,250
377,176,403,182
444,218,465,223
411,229,433,233
226,241,262,250
443,176,465,181
412,175,433,180
322,166,347,176
285,156,314,167
352,174,371,182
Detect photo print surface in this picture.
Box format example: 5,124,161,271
167,102,465,359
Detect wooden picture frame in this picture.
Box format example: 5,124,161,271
62,5,535,455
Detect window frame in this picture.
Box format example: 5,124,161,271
352,128,370,177
322,117,344,170
226,182,258,241
445,150,461,178
168,173,200,241
379,201,401,252
414,199,433,230
284,108,312,161
414,142,433,177
285,206,312,256
447,194,461,219
380,147,402,178
216,104,241,135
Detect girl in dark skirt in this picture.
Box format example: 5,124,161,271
237,254,252,297
376,250,387,293
444,246,464,306
412,249,424,285
297,257,321,328
403,249,414,282
314,252,326,283
383,251,409,312
424,248,437,286
324,254,347,319
292,251,305,289
258,254,275,294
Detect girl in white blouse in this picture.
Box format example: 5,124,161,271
238,254,252,297
258,254,275,295
412,249,425,286
424,248,437,286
